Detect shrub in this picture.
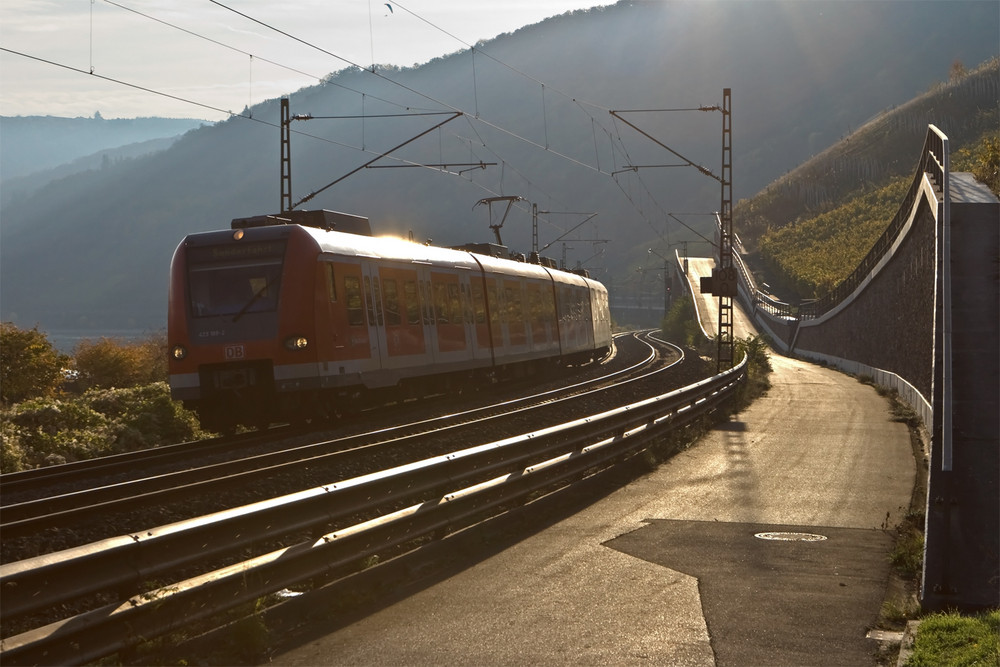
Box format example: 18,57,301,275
3,397,119,468
0,383,208,472
661,295,706,348
732,334,773,407
735,334,773,375
0,322,69,404
73,334,167,390
954,132,1000,197
87,383,204,447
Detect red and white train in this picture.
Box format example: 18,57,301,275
168,210,612,432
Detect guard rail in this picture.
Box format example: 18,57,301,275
1,357,746,665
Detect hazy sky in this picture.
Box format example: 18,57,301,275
1,1,614,120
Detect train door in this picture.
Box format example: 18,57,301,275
416,266,438,364
430,270,468,355
505,280,527,348
458,273,478,356
468,274,492,361
360,261,386,373
317,258,375,365
377,265,425,362
486,275,505,355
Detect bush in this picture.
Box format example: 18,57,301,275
0,322,69,404
732,334,773,408
954,132,1000,197
3,397,118,469
661,295,706,348
735,333,773,375
0,383,208,472
73,334,167,390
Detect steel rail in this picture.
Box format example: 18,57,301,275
0,429,269,497
0,356,744,665
0,332,643,501
1,333,673,536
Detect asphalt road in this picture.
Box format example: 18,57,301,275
271,259,915,666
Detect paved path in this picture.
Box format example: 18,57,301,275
271,260,915,666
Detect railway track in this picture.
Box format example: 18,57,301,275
0,330,697,559
2,330,739,663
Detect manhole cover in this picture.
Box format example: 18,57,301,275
754,531,828,542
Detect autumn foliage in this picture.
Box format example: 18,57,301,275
1,324,209,472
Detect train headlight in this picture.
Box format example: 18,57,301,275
284,335,309,351
171,345,187,360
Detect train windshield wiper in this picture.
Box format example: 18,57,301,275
232,274,281,323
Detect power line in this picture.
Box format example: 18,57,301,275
1,47,241,119
100,0,415,113
10,1,713,258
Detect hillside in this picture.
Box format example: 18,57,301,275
735,58,998,300
736,58,1000,250
0,115,207,183
1,0,998,332
0,136,191,208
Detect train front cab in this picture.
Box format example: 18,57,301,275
168,225,323,431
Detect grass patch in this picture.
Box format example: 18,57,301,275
905,610,999,667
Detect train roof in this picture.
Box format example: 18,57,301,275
297,225,601,288
231,209,372,236
182,220,604,290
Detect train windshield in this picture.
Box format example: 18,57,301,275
187,241,286,319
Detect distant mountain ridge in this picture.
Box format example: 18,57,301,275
0,115,208,183
1,135,193,208
1,0,997,333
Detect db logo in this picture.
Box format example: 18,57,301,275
224,344,246,360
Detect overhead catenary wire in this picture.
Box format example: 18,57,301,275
104,0,650,197
4,25,608,254
100,0,411,112
16,0,720,257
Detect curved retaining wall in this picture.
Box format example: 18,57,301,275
791,176,939,422
738,125,999,611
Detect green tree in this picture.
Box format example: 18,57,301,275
949,59,967,81
0,323,68,404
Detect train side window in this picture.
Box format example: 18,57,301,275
404,280,420,325
364,276,376,326
505,287,523,325
448,284,462,324
326,264,338,302
372,277,385,326
383,278,401,326
471,281,486,324
345,276,365,326
461,283,473,324
529,288,542,328
489,284,502,324
421,280,434,325
434,283,449,324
